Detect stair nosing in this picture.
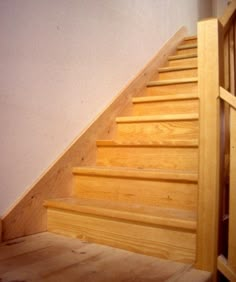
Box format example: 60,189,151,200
116,113,199,123
158,66,198,73
72,166,198,183
168,53,197,61
177,44,197,50
132,93,198,104
147,77,198,87
184,35,197,41
44,198,197,232
96,140,198,148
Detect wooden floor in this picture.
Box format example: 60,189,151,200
0,232,211,282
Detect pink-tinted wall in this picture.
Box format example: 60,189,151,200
0,0,212,215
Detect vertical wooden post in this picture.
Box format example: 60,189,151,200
228,108,236,272
197,19,224,276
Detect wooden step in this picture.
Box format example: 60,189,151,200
177,44,198,50
181,36,197,45
45,197,196,263
116,113,198,123
115,118,198,143
133,93,198,103
147,77,198,87
158,66,198,80
72,166,198,211
168,54,197,61
176,44,197,55
132,99,199,115
96,141,198,171
168,57,197,67
146,78,198,96
132,94,199,115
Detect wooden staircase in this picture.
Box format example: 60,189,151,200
44,35,199,264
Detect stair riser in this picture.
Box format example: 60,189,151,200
132,99,199,115
158,69,197,80
177,48,197,55
146,83,197,96
181,39,197,45
96,146,198,171
73,175,198,211
168,58,197,67
116,120,198,142
47,208,196,263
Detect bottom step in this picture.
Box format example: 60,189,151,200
44,198,196,264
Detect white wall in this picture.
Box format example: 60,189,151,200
0,0,212,215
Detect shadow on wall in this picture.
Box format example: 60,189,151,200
198,0,213,20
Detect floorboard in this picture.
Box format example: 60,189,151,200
0,232,211,282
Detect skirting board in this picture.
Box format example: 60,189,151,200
2,26,188,241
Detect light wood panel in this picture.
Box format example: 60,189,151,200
47,208,196,263
1,27,188,241
168,53,197,61
158,68,198,80
45,198,196,231
72,172,198,211
168,57,198,67
228,108,236,272
147,77,197,87
196,19,224,275
96,145,198,171
146,82,198,95
0,232,211,282
177,47,197,55
116,120,198,142
132,98,199,115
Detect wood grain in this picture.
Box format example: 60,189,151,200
228,108,236,272
132,98,199,115
158,67,198,80
196,19,224,275
2,27,188,241
116,120,199,142
47,208,196,263
0,232,211,282
96,145,198,171
72,171,198,211
146,82,198,95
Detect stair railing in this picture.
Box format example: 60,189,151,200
197,1,236,280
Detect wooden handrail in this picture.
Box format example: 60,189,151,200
218,255,236,282
220,87,236,109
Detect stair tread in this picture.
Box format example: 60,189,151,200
96,140,198,147
177,43,197,50
116,113,198,123
184,35,197,41
168,54,197,61
147,77,198,87
72,166,198,183
133,93,198,103
45,197,197,231
158,66,198,73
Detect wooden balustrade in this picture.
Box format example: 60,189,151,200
197,1,236,281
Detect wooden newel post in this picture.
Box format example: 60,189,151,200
196,18,224,277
